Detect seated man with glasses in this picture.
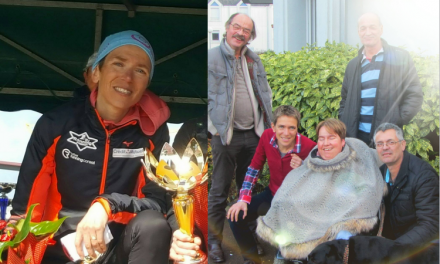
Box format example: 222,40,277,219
374,123,439,248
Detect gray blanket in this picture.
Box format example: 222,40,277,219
257,138,386,259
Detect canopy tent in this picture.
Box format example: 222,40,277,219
0,0,207,123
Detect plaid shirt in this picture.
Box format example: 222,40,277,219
238,132,302,204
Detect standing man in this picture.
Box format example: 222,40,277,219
207,13,272,262
339,13,422,146
227,106,316,264
374,123,438,247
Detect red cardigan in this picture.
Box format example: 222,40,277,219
238,128,317,203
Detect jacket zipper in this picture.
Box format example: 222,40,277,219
100,131,111,194
99,121,137,194
93,108,137,194
226,57,236,145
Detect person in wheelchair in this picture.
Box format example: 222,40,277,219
256,118,386,262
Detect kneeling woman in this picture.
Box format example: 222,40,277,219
257,118,386,260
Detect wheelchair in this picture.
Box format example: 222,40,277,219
273,201,385,264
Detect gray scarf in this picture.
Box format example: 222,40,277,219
257,138,385,259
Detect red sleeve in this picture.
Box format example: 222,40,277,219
298,135,317,160
248,129,269,170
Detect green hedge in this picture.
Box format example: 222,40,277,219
260,41,439,174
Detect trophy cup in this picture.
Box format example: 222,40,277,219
141,138,208,263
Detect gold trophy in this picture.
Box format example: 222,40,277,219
141,138,208,263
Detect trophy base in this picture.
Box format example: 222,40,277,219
175,250,207,264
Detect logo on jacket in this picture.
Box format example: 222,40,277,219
123,141,133,147
62,148,96,165
67,131,98,151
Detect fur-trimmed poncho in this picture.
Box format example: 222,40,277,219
257,138,386,259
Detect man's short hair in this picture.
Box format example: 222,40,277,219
223,13,257,41
373,123,404,143
83,52,98,72
316,119,346,140
357,12,382,28
272,105,301,126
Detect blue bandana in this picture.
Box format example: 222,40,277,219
92,30,155,81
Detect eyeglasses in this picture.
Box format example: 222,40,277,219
230,23,252,36
376,140,402,148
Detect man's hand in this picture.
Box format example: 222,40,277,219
170,230,201,261
226,201,248,222
75,202,108,260
290,154,302,169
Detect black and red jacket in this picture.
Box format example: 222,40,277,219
11,97,170,237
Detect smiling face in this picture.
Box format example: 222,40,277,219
272,115,298,152
93,45,151,121
317,126,345,160
358,13,383,48
375,129,406,167
225,14,253,56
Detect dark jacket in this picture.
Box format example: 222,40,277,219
339,39,423,145
380,151,439,246
12,97,170,237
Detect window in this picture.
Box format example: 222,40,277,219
210,2,220,22
212,31,220,41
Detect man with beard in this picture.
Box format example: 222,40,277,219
207,13,272,262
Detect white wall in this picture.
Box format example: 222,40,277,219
275,0,439,55
273,0,307,53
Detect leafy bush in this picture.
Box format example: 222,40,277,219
260,41,439,176
404,52,439,171
262,41,358,139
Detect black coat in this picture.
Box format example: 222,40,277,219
380,151,439,246
339,39,423,145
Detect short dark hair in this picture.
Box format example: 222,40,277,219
373,123,404,143
272,105,301,126
316,119,346,140
223,13,257,41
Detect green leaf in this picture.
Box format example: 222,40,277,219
430,122,436,131
30,217,68,237
419,128,430,137
0,204,37,259
405,123,417,136
420,151,428,160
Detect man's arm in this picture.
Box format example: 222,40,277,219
237,132,267,204
395,171,439,246
338,67,350,119
11,116,56,220
96,180,168,216
398,53,423,125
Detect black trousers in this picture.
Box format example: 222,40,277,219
228,187,273,262
208,130,260,245
43,210,171,264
